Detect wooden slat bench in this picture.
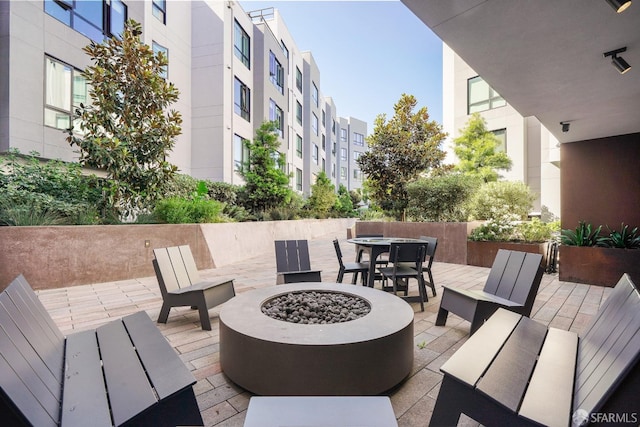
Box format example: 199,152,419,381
274,240,322,284
153,245,235,330
429,273,640,427
0,275,203,427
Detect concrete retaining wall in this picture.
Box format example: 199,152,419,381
0,219,355,290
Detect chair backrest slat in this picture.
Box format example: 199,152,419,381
493,251,526,300
153,248,181,294
483,250,510,295
333,239,344,268
508,253,543,306
574,274,640,415
167,246,192,289
178,245,201,285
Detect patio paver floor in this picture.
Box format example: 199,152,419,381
35,235,610,426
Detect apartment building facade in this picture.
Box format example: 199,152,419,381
442,44,561,218
0,0,367,197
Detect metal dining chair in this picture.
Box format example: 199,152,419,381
333,239,370,285
378,241,429,311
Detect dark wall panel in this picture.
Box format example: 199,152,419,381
561,133,640,231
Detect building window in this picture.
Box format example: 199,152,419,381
492,128,507,152
312,113,319,136
312,82,319,107
340,148,347,161
332,164,336,178
296,67,302,92
234,134,250,172
281,40,289,59
152,42,168,79
353,132,364,146
353,151,362,161
322,158,325,171
296,134,303,158
44,0,127,42
468,76,505,114
44,56,89,130
296,101,302,125
321,134,326,151
340,167,347,179
340,128,347,142
312,144,319,164
332,141,336,156
296,168,303,191
332,119,336,134
269,99,284,138
234,77,250,121
234,20,250,69
322,110,326,126
152,0,165,24
269,51,284,94
353,169,360,180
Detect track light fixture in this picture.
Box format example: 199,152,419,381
560,122,570,133
603,47,632,74
606,0,632,13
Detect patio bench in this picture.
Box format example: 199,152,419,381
274,240,322,284
429,273,640,427
153,245,235,330
435,249,544,334
0,274,203,427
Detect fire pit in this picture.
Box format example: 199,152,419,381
219,282,414,395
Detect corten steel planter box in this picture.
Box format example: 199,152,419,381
559,246,640,287
467,241,548,268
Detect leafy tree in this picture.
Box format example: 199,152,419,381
452,113,512,182
357,94,446,220
307,171,337,217
406,173,481,222
67,19,182,219
469,181,535,221
334,184,355,217
238,121,291,215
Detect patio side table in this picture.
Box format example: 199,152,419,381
244,396,398,427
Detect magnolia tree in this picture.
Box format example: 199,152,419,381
357,94,446,220
67,20,182,219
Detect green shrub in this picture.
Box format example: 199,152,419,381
469,181,535,221
406,173,480,222
469,218,516,241
600,223,640,249
515,218,560,242
154,197,224,223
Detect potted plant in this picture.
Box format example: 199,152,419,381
559,222,640,286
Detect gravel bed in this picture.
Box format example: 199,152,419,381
261,290,371,324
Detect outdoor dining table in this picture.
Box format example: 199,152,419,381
347,237,426,288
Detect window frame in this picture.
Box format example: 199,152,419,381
152,41,168,79
233,134,250,173
44,56,89,131
296,101,302,125
296,168,303,191
467,75,506,114
44,0,127,41
234,20,250,69
269,99,284,138
296,134,303,158
269,50,284,94
312,113,319,136
152,0,166,24
234,77,251,121
296,67,302,92
312,82,319,107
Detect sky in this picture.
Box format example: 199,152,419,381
239,0,443,130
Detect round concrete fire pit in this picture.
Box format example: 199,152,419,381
219,282,414,395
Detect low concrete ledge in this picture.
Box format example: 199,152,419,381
0,218,356,290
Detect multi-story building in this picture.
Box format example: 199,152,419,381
442,44,561,218
0,1,366,197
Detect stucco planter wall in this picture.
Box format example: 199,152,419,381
354,221,473,265
467,241,548,268
0,218,355,290
559,246,640,287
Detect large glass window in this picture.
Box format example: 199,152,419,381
152,0,165,24
296,101,302,125
353,132,364,146
312,82,319,107
44,0,127,42
234,77,250,121
312,144,319,164
340,128,347,142
340,148,347,161
234,20,250,69
321,134,326,151
234,134,250,172
296,67,302,92
340,167,347,179
468,76,506,114
312,113,319,136
152,41,168,79
353,151,362,161
269,51,284,94
296,134,303,158
44,56,89,130
269,99,284,138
